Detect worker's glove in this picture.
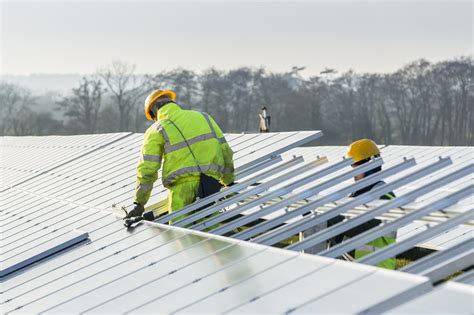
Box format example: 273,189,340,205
125,203,145,219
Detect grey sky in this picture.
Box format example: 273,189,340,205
1,0,472,76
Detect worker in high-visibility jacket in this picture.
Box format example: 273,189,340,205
328,139,396,269
125,89,235,221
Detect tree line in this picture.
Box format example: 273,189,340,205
0,57,472,145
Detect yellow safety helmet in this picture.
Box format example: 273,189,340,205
144,89,176,121
347,139,380,164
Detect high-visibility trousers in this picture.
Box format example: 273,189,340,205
354,233,397,270
167,180,220,228
167,180,200,224
168,181,200,211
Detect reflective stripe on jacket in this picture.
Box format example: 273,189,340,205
134,103,235,205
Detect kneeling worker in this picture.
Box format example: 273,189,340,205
328,139,396,269
125,89,235,221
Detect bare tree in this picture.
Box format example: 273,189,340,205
57,77,105,133
2,57,471,144
198,68,232,130
0,83,34,136
10,107,36,136
98,61,145,131
149,68,199,107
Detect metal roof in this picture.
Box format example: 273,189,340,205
1,131,473,314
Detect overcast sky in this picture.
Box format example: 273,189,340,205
1,0,472,76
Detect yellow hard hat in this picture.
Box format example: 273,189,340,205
347,139,380,164
144,89,176,121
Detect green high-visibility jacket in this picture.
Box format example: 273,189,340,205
134,102,235,205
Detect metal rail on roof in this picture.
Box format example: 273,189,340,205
186,157,357,231
320,185,474,259
233,131,323,171
255,157,452,247
286,162,471,252
208,158,387,235
0,230,89,278
146,154,295,217
153,155,306,224
233,158,417,241
234,154,283,179
358,207,473,267
164,157,331,227
313,202,474,227
452,269,474,285
400,237,473,283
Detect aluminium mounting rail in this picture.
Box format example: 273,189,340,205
185,157,358,231
360,208,474,269
254,157,453,247
400,236,474,283
143,154,287,217
452,269,474,285
209,158,391,236
286,162,472,252
234,155,283,179
232,131,323,172
233,158,417,241
320,184,474,259
0,230,89,278
154,155,305,223
312,202,473,227
167,157,332,228
150,131,322,220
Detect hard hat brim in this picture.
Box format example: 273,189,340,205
144,90,176,121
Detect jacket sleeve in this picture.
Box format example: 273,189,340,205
134,126,165,205
209,116,235,185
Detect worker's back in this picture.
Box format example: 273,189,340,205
155,103,230,187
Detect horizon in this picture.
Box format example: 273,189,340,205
2,55,471,94
1,53,472,77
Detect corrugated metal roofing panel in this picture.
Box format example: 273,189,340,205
2,222,432,314
0,133,131,189
385,282,474,314
228,265,429,314
1,132,473,314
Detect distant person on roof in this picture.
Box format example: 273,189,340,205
259,106,271,133
328,139,397,269
125,89,235,221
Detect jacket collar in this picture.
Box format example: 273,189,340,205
157,102,181,121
